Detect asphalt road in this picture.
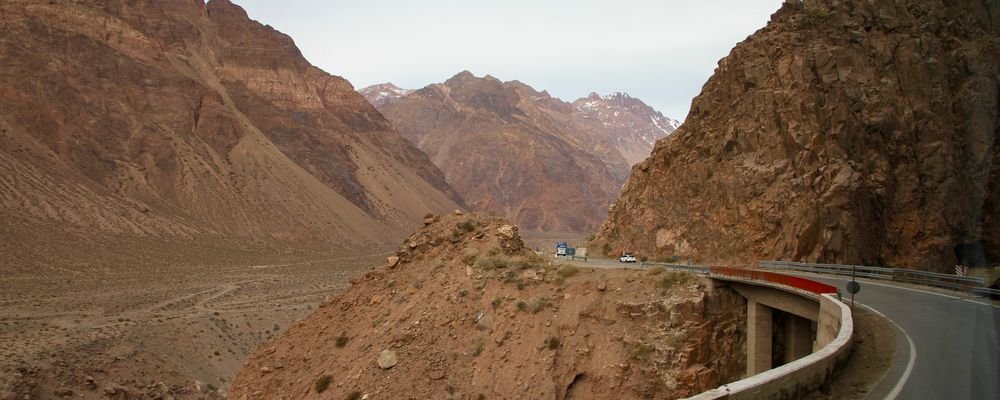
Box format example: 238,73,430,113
797,273,1000,400
562,257,1000,399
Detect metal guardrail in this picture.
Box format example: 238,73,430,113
760,260,894,280
710,266,838,294
759,260,994,295
638,261,709,274
973,287,1000,298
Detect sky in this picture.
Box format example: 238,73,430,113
235,0,784,121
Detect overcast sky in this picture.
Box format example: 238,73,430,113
235,0,783,121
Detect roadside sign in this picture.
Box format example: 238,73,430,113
848,266,860,309
566,248,576,256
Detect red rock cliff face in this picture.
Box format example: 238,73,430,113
597,0,999,269
0,0,462,249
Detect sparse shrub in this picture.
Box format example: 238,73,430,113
630,343,655,361
658,272,692,289
424,212,434,219
491,297,502,309
803,3,830,24
646,266,666,275
314,375,333,393
458,289,468,298
457,220,476,232
525,252,547,268
476,255,511,270
346,391,362,400
445,384,456,395
502,270,522,286
335,335,349,348
516,299,528,311
526,297,551,313
462,247,480,264
545,336,561,350
472,339,485,356
557,264,579,278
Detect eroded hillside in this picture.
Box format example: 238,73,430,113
229,214,746,399
0,0,463,259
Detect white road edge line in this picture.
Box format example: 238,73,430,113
855,302,917,400
843,277,1000,310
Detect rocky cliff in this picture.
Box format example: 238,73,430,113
229,213,746,399
596,0,999,269
0,0,463,257
365,74,676,232
571,92,680,167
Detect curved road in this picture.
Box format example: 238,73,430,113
793,273,999,400
564,257,1000,399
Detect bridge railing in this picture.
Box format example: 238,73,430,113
638,262,839,295
683,276,853,400
710,266,838,295
759,260,991,294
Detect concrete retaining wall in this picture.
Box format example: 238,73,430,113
684,292,853,400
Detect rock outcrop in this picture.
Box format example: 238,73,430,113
364,73,677,232
229,214,746,399
596,0,999,269
0,0,463,258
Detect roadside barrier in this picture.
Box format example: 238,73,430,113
759,260,1000,297
648,264,853,400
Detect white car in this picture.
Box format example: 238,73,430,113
619,253,637,263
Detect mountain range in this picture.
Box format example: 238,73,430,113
0,0,463,269
361,74,678,232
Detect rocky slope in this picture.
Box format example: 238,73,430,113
363,74,676,232
0,0,463,257
596,0,999,269
571,92,680,166
229,213,746,400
